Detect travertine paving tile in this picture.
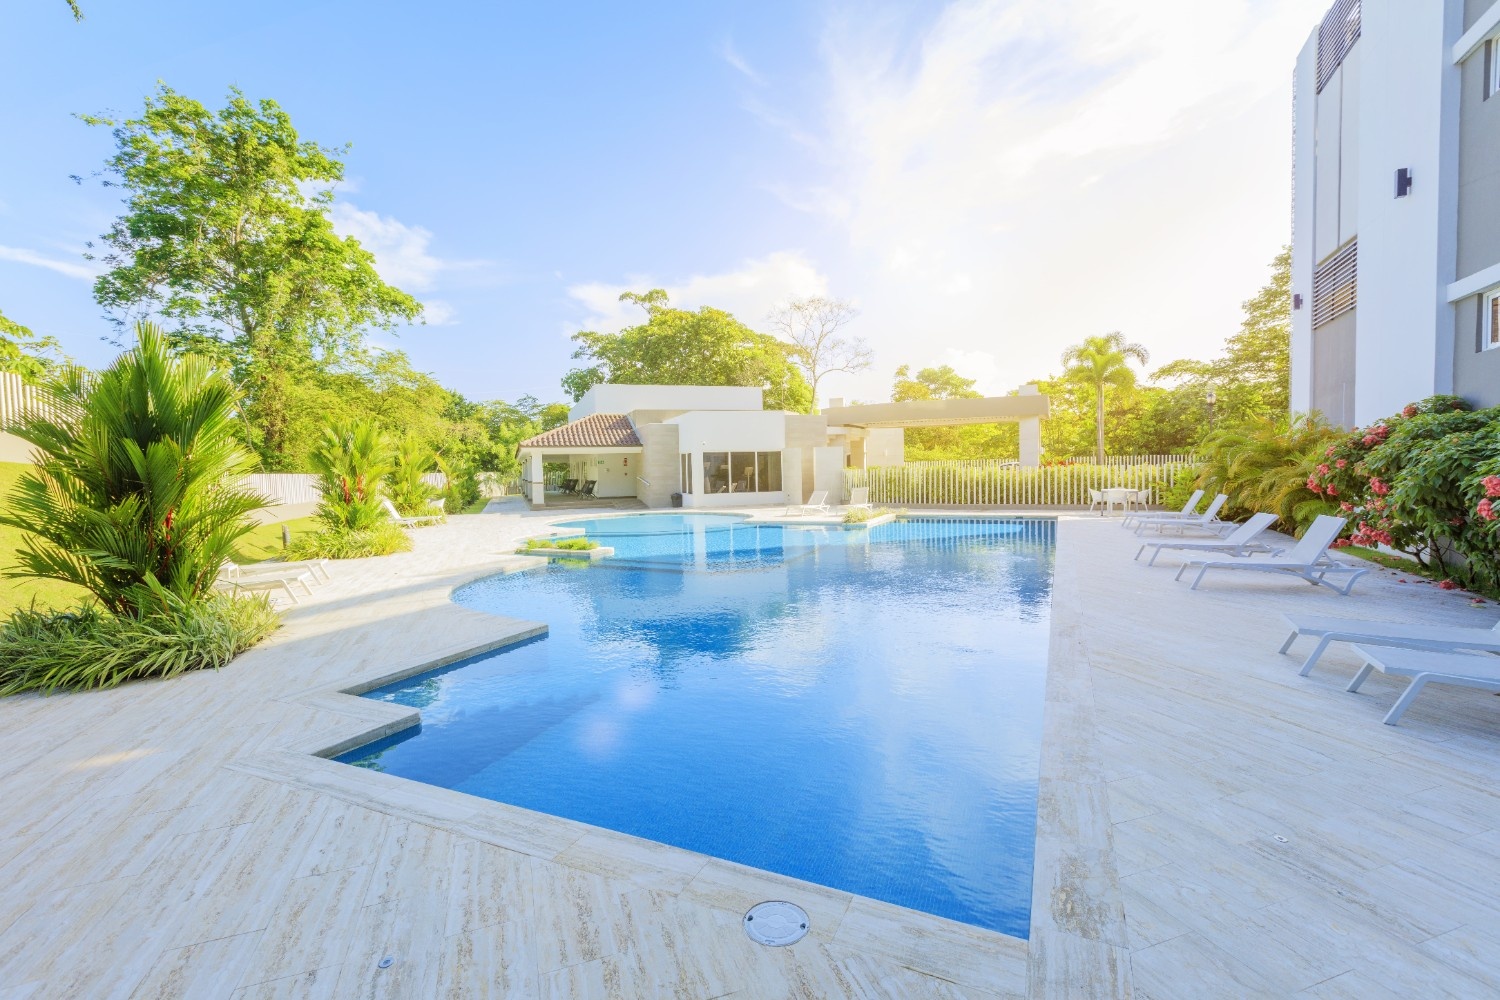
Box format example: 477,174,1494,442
127,930,265,1000
238,865,374,986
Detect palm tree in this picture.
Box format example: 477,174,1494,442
308,420,394,531
0,322,267,615
1060,333,1150,461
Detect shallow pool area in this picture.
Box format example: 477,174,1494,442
338,517,1054,937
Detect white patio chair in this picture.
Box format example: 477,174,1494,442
241,558,331,583
847,487,873,511
217,561,316,604
1344,645,1500,725
382,497,445,527
792,491,830,516
1174,514,1368,594
1132,494,1231,536
1088,489,1105,515
1134,512,1282,566
1278,613,1500,676
1123,489,1203,529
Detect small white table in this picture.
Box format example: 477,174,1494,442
1099,488,1149,516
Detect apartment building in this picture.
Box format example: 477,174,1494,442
1291,0,1500,427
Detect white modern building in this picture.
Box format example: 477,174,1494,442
1291,0,1500,427
516,384,1049,509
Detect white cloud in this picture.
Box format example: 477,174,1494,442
328,202,480,292
0,245,97,281
720,39,765,86
566,250,831,334
421,299,458,326
761,0,1321,401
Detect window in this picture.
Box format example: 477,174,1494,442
757,452,782,492
680,453,693,494
703,452,730,493
1485,290,1500,351
729,452,756,492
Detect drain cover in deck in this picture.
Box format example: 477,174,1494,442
743,901,809,946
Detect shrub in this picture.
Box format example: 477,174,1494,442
386,435,440,516
437,452,482,513
842,507,893,524
309,421,394,532
286,522,411,560
0,592,279,695
0,323,268,615
1194,414,1342,533
523,537,598,551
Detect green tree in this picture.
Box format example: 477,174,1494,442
1154,247,1291,423
308,421,393,532
891,364,981,402
563,290,812,412
1059,332,1150,461
0,309,65,381
0,323,267,615
81,85,423,464
386,434,439,516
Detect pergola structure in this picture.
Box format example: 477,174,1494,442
823,385,1050,466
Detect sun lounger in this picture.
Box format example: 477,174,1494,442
1123,489,1204,529
1134,512,1282,566
1132,494,1231,536
1277,613,1500,675
218,560,316,605
382,497,444,527
786,491,830,517
847,487,872,511
1345,644,1500,725
1174,514,1368,593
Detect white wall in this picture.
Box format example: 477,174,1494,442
569,454,637,497
571,384,763,420
1352,0,1462,422
667,409,787,452
1291,30,1319,415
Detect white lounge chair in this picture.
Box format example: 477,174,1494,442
847,487,872,511
787,491,830,517
1122,489,1204,529
1345,645,1500,725
1132,494,1231,537
1278,613,1500,676
1175,514,1368,593
382,497,445,527
217,561,316,605
1134,512,1282,566
242,558,331,583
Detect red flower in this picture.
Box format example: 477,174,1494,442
1369,478,1390,496
1439,579,1459,591
1402,404,1418,418
1317,464,1330,476
1325,446,1336,458
1339,502,1353,512
1479,499,1498,522
1335,458,1347,469
1331,538,1352,548
1326,485,1338,496
1307,477,1321,494
1483,475,1500,498
1450,516,1466,527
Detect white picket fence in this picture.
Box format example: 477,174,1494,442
0,372,58,427
247,472,446,507
845,457,1199,508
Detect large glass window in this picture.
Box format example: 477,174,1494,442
757,452,782,492
703,452,730,493
730,452,756,492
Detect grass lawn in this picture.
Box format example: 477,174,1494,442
230,515,323,563
0,463,88,615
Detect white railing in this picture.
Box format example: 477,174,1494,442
1056,453,1198,466
846,457,1199,507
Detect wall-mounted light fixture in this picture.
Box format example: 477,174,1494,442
1293,293,1304,310
1395,167,1414,198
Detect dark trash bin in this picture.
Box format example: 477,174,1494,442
671,492,683,508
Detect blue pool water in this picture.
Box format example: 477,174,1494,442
338,516,1054,937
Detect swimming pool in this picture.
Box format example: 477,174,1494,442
339,515,1054,938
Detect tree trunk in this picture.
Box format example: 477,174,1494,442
1095,389,1105,462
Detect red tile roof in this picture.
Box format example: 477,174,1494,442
518,413,641,450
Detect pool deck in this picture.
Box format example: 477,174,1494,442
1,503,1498,997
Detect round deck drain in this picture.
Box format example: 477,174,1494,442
743,901,809,946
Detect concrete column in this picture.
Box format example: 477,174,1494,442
1018,383,1042,467
526,451,545,506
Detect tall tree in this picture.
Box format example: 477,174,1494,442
81,85,423,465
767,296,870,411
1154,246,1291,422
891,364,981,402
1059,332,1150,461
563,290,811,412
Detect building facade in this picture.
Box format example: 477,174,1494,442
1291,0,1500,427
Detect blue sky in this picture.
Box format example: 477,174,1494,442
0,0,1324,406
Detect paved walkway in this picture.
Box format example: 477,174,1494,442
0,507,1495,997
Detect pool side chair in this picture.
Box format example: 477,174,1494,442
218,561,315,604
580,480,597,498
1175,514,1367,593
1345,644,1500,725
1088,489,1105,515
1122,489,1203,529
382,497,444,527
1132,493,1230,536
242,558,332,583
788,491,830,517
1278,612,1500,676
848,487,872,511
1134,512,1282,566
